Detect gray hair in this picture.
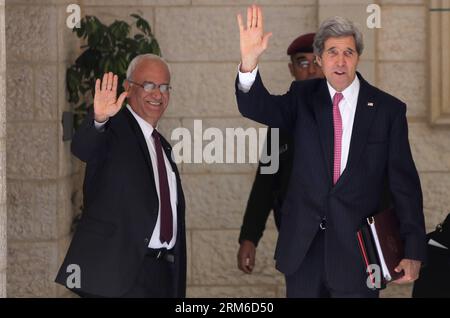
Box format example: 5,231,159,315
126,53,171,80
313,16,364,56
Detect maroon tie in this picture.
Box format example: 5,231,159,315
152,129,173,244
333,92,344,185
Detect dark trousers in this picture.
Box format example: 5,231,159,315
75,250,174,298
285,231,379,298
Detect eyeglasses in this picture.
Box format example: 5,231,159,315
128,79,172,93
297,60,319,69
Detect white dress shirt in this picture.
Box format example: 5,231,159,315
94,105,178,249
238,66,360,174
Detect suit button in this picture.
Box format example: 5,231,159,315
144,238,149,244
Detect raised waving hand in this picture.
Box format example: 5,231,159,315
94,72,128,123
237,4,272,72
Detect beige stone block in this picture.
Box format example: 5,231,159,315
276,284,286,298
183,174,254,229
420,172,450,233
0,142,5,202
378,6,426,61
409,123,450,173
6,123,58,179
57,178,73,239
7,241,58,297
7,180,58,241
0,75,4,123
380,283,413,298
258,62,297,95
6,63,33,121
191,230,283,285
0,204,6,271
318,2,376,60
0,6,4,74
0,271,5,297
357,60,375,85
5,5,57,63
35,64,58,121
181,117,262,174
166,61,294,119
57,234,72,268
0,74,5,138
0,122,4,142
167,63,242,119
377,62,426,117
156,6,316,62
187,285,278,298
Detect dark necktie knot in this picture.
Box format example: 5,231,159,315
152,129,160,140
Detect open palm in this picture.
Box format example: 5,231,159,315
237,5,272,72
94,72,128,123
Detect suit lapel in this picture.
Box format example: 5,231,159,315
312,80,334,185
334,74,377,189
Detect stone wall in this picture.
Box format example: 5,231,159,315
2,0,448,298
5,0,79,297
0,0,6,298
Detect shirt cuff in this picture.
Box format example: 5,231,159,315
94,119,108,132
237,64,258,93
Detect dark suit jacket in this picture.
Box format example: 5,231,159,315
239,129,294,246
55,107,186,297
236,72,426,292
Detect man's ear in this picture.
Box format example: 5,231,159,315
316,55,322,67
123,79,130,92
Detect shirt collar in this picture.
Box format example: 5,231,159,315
126,104,157,139
326,74,360,109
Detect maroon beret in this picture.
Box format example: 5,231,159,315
287,33,315,56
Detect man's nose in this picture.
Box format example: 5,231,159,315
150,88,162,99
336,54,346,67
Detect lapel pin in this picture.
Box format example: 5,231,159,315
367,102,374,107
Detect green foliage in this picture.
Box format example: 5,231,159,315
67,14,161,128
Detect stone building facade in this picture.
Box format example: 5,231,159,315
0,0,449,298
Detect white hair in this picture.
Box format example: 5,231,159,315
126,53,171,80
314,16,364,56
